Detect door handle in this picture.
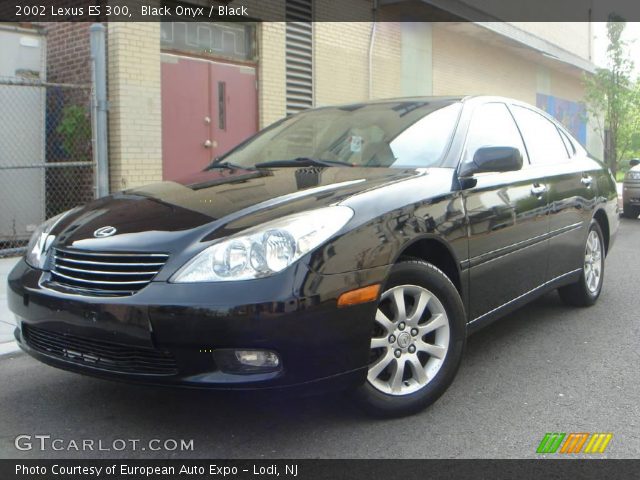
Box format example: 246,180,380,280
581,175,593,187
203,140,213,148
530,184,547,197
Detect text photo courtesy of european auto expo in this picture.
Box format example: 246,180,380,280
0,0,639,479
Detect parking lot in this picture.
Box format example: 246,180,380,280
0,218,638,459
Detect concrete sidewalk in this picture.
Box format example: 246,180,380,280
0,256,20,354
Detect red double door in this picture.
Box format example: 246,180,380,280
161,55,258,181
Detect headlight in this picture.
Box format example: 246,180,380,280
172,206,354,283
626,171,640,180
25,209,76,269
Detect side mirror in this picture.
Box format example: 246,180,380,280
460,146,523,177
630,159,640,167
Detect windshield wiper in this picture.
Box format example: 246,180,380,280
206,161,254,171
254,157,354,168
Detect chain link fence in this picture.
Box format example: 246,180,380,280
0,77,95,256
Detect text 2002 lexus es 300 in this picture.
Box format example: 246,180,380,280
9,96,618,417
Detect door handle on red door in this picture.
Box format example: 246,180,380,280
530,184,547,197
581,176,593,187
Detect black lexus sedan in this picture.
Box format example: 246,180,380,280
8,96,619,417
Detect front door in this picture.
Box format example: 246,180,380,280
161,55,258,181
462,102,551,320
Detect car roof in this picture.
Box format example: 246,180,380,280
308,93,577,128
320,95,552,112
321,95,568,128
317,96,464,110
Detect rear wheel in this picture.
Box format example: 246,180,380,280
558,220,605,307
353,260,466,418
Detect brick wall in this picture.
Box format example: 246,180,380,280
258,22,286,128
509,22,592,61
38,22,164,197
431,23,600,154
432,24,586,104
545,68,585,103
39,22,92,85
371,22,402,99
432,24,538,103
314,21,402,106
107,22,162,192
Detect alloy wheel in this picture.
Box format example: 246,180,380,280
584,230,603,294
368,285,450,396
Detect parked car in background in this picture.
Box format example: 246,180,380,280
622,159,640,218
8,96,619,417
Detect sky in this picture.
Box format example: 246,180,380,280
592,22,640,76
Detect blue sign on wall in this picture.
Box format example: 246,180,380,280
536,93,587,146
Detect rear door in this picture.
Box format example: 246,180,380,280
510,105,594,280
462,102,550,320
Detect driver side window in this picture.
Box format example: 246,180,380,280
464,103,527,168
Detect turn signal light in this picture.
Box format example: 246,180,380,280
337,284,381,307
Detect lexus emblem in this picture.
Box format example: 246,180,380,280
93,226,117,238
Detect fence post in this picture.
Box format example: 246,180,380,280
90,23,109,198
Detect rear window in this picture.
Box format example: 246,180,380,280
558,128,576,157
511,106,569,165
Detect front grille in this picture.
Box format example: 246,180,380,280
48,248,169,296
23,325,179,375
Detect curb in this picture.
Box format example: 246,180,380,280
0,340,21,357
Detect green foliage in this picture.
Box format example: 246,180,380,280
56,104,91,161
583,17,640,174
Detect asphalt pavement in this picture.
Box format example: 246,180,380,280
0,219,638,459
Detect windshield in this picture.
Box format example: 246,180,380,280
213,100,461,169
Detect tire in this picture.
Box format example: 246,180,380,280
622,204,640,219
352,259,466,418
558,220,605,307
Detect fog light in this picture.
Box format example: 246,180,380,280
213,349,281,374
235,350,279,368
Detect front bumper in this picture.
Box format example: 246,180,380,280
8,259,389,392
623,181,640,206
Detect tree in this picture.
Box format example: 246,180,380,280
584,17,640,174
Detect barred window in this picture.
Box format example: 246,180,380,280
161,22,256,61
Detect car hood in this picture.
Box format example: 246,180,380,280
52,166,429,254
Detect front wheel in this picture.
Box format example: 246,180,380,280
353,260,466,418
558,220,605,307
